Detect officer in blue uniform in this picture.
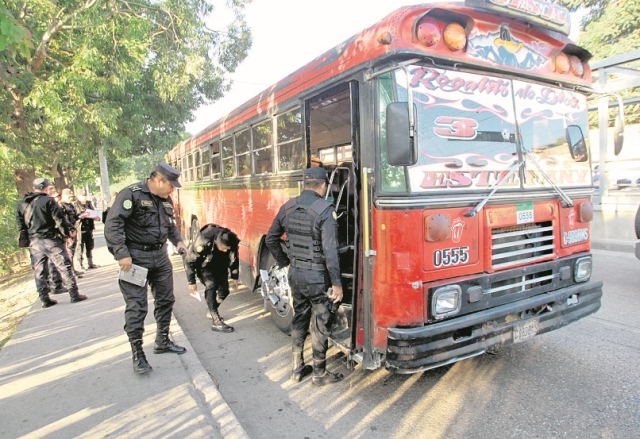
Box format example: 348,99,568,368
184,224,240,333
266,167,344,386
104,163,188,374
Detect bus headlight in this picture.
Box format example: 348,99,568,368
574,257,592,282
432,285,462,319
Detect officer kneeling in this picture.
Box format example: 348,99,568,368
266,167,344,386
105,163,188,374
184,224,240,333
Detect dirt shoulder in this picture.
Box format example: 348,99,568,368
0,271,37,350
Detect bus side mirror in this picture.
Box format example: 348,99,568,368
386,102,418,166
566,125,588,162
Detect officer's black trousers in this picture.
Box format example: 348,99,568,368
29,237,79,302
67,235,78,264
48,259,63,289
119,247,175,341
197,267,230,312
78,231,94,262
288,266,333,362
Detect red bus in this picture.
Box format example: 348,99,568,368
167,0,602,373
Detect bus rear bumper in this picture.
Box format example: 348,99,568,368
385,280,603,374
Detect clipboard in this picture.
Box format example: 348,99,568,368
119,264,148,287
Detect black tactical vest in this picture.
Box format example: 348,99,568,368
283,197,332,264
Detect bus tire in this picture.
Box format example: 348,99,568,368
260,249,293,334
267,300,293,335
190,218,200,245
635,205,640,240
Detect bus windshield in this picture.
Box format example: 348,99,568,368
379,66,592,193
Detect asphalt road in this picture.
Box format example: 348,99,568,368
171,249,640,439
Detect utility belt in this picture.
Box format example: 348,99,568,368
290,259,325,271
126,241,165,251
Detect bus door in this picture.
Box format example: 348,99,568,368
306,81,360,358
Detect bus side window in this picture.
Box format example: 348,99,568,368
253,120,274,174
221,136,235,178
277,107,304,172
202,147,211,179
211,141,221,179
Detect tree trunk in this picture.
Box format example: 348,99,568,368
13,168,35,199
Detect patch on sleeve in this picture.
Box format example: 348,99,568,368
123,199,133,210
332,211,338,220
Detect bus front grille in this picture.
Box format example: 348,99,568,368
491,221,555,270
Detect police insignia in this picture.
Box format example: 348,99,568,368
332,211,338,220
141,200,153,206
196,245,203,253
123,199,132,210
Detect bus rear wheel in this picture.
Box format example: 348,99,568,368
267,296,293,335
260,251,293,334
190,219,200,245
635,205,640,240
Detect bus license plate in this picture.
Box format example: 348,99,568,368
513,319,539,343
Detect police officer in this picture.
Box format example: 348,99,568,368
75,192,100,269
16,178,87,308
60,188,83,277
104,163,188,374
266,167,344,386
184,224,240,333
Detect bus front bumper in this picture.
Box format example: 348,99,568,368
385,280,603,374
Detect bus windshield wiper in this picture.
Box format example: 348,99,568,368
464,151,574,218
464,159,523,217
521,149,574,208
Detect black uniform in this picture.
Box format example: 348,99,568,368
60,201,80,267
265,189,342,365
74,199,97,268
16,192,82,305
184,224,240,332
104,181,183,342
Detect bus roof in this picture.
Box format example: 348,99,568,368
171,0,589,158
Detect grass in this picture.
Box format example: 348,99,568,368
0,271,37,350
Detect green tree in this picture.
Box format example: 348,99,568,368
559,0,640,125
0,0,252,274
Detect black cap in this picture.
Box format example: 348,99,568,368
303,167,328,182
154,162,181,188
33,178,53,190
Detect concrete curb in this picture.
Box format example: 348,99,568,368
170,318,250,439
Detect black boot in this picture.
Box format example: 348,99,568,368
87,257,99,269
71,293,88,303
311,360,344,386
131,340,153,374
153,328,186,354
211,308,234,333
291,351,312,383
41,298,58,308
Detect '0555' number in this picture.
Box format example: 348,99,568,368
433,246,470,268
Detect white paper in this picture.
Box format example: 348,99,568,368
118,264,148,287
80,209,100,219
190,290,202,302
